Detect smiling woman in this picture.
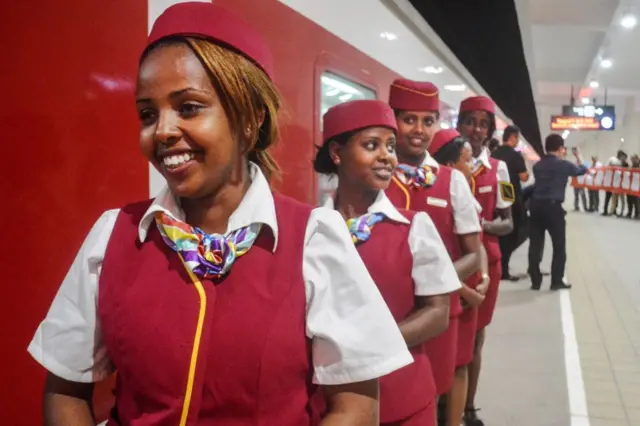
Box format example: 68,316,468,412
314,99,461,425
27,3,414,426
135,37,281,217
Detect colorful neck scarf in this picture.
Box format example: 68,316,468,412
396,164,437,188
155,212,262,280
347,212,385,244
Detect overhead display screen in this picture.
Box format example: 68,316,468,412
550,114,615,131
562,105,615,118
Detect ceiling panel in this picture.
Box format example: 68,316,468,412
531,26,604,75
529,0,619,27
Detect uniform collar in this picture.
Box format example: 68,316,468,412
474,147,492,171
421,151,440,169
322,190,410,225
138,162,279,252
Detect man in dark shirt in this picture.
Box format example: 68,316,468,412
528,134,587,290
492,125,529,280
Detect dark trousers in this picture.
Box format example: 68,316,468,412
603,191,612,214
627,195,638,217
573,187,587,210
528,200,566,286
499,204,527,275
588,190,600,212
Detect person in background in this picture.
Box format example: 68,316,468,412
384,79,484,425
491,125,529,281
627,154,639,219
586,155,602,212
456,96,514,426
602,150,627,216
527,135,587,290
572,166,588,212
611,156,629,216
487,138,500,154
28,4,414,425
315,99,461,426
429,129,489,426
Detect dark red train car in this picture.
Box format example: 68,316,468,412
4,0,515,422
0,0,407,423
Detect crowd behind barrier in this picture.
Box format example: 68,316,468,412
571,166,640,196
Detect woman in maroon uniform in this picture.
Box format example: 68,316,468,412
428,129,490,426
457,96,514,426
314,99,461,425
384,79,484,420
28,4,415,425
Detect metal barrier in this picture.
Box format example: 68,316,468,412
571,166,640,196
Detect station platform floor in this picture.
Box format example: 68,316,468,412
477,208,640,426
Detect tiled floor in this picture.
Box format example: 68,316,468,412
477,209,639,425
477,236,570,425
567,211,640,426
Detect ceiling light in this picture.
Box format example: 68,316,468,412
581,97,591,104
380,32,397,41
562,130,570,139
444,84,466,92
589,80,599,88
420,66,444,74
600,58,613,69
621,14,637,29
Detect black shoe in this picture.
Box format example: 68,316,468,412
541,271,550,276
463,408,485,426
529,270,542,289
502,273,520,282
550,282,572,290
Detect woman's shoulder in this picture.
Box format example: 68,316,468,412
395,207,418,223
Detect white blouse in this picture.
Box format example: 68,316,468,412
394,152,483,235
323,191,461,296
28,163,413,386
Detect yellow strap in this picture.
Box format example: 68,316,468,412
178,254,208,426
391,175,412,210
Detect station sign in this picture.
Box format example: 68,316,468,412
562,105,615,118
550,115,615,131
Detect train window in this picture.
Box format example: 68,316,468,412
320,72,377,117
318,72,376,205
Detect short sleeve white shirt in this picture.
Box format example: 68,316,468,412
28,163,413,386
421,153,482,235
323,191,461,297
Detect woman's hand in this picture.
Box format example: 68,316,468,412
462,288,485,308
476,273,490,295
